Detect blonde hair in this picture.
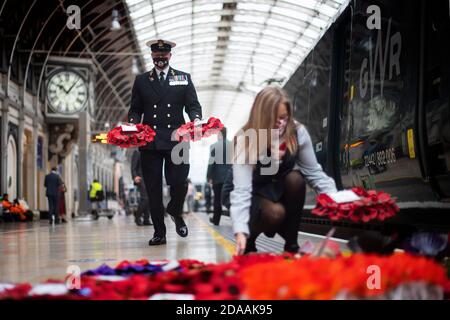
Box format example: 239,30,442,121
234,86,298,163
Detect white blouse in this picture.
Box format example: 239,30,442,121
230,125,337,236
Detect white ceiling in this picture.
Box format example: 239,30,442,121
125,0,349,183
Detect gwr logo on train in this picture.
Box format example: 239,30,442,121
359,5,402,100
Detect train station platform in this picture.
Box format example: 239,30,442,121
1,0,450,303
0,212,348,284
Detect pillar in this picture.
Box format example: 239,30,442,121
0,100,8,194
77,110,90,216
29,116,38,210
17,110,24,198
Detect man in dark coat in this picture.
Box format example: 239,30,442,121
221,167,233,211
207,127,232,225
44,167,62,224
131,149,152,226
128,39,202,245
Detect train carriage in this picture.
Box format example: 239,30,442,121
283,0,450,234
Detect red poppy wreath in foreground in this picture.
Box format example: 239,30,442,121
0,253,448,300
175,117,224,142
107,124,156,148
312,187,400,223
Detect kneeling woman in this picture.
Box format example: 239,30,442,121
230,86,337,254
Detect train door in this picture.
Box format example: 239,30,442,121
337,0,437,203
421,0,450,199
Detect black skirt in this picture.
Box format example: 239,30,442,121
248,149,298,226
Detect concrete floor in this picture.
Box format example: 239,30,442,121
0,212,231,284
0,212,347,284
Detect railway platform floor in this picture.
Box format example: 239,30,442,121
0,211,347,284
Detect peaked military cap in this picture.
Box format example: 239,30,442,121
146,39,176,52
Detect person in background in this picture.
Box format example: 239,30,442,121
1,194,13,222
44,167,62,224
221,167,233,212
204,182,212,213
1,193,12,211
58,183,68,223
10,199,33,222
118,176,126,210
207,127,232,225
89,179,104,219
186,179,195,214
231,86,337,255
131,149,152,226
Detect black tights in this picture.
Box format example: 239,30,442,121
248,171,306,252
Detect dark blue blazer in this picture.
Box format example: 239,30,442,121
207,140,232,184
128,67,202,150
44,172,62,197
221,167,234,210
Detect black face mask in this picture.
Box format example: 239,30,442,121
153,57,169,69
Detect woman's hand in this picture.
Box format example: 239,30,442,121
235,232,247,255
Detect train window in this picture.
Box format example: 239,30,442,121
337,0,437,202
423,0,450,197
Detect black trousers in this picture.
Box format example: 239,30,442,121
137,183,150,222
47,195,59,220
211,183,223,224
141,150,189,237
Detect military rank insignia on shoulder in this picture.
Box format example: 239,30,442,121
169,74,188,86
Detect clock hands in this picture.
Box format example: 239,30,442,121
66,78,80,94
56,84,66,93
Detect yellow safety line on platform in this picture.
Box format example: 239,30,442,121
192,213,235,257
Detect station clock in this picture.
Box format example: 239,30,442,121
46,69,88,115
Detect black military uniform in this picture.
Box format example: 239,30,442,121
128,39,202,245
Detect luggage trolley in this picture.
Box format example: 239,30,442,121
92,187,116,220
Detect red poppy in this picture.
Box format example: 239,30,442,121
107,124,156,148
175,117,224,142
312,187,399,223
240,253,448,300
2,252,449,300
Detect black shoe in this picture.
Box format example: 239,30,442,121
209,217,219,226
134,216,143,226
143,220,153,226
170,215,188,237
61,219,68,223
148,236,166,246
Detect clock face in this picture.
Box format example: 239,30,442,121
47,70,88,114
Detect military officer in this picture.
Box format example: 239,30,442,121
128,39,202,246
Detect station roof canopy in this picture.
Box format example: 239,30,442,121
1,0,348,135
126,0,349,134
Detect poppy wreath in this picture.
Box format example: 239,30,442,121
240,253,450,300
0,253,449,300
175,117,224,142
0,254,294,300
107,124,156,148
311,187,400,223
